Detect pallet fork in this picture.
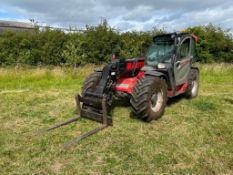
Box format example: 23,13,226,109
40,94,112,149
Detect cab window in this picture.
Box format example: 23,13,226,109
177,38,190,61
190,39,195,57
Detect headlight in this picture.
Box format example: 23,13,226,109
157,63,166,69
111,72,116,76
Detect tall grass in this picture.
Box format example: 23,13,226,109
0,64,233,174
0,64,100,90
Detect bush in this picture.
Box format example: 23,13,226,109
188,24,233,63
0,21,232,66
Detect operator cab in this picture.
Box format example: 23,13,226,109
143,32,198,89
145,32,197,68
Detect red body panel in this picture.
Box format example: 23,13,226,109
115,77,138,93
167,83,189,97
114,58,189,97
115,77,189,97
167,90,174,97
115,75,189,98
114,59,145,93
176,83,189,93
126,60,144,71
114,73,145,94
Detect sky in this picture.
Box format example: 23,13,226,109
0,0,233,32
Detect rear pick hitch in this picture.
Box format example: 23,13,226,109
38,94,110,149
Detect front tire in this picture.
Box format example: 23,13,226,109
130,76,167,122
82,72,101,96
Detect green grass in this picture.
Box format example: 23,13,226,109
0,64,233,174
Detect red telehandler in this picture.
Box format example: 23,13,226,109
42,32,199,148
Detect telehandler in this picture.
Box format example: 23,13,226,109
43,32,199,148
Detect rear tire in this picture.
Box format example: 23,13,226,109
130,76,167,122
82,72,101,96
184,69,199,98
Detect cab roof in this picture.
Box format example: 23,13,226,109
153,32,198,43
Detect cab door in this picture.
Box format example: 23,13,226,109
174,37,192,86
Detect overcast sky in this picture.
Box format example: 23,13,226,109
0,0,233,32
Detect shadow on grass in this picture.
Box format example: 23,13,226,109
110,95,187,121
110,97,144,122
224,98,233,105
111,97,131,108
167,94,184,106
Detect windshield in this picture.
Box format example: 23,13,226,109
146,38,175,66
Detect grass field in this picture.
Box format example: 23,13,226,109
0,64,233,174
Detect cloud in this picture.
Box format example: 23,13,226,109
0,0,233,31
122,6,154,22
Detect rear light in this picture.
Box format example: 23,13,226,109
192,34,198,43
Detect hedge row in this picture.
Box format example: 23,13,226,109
0,21,232,66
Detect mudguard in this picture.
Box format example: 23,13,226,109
141,66,176,95
144,70,168,82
